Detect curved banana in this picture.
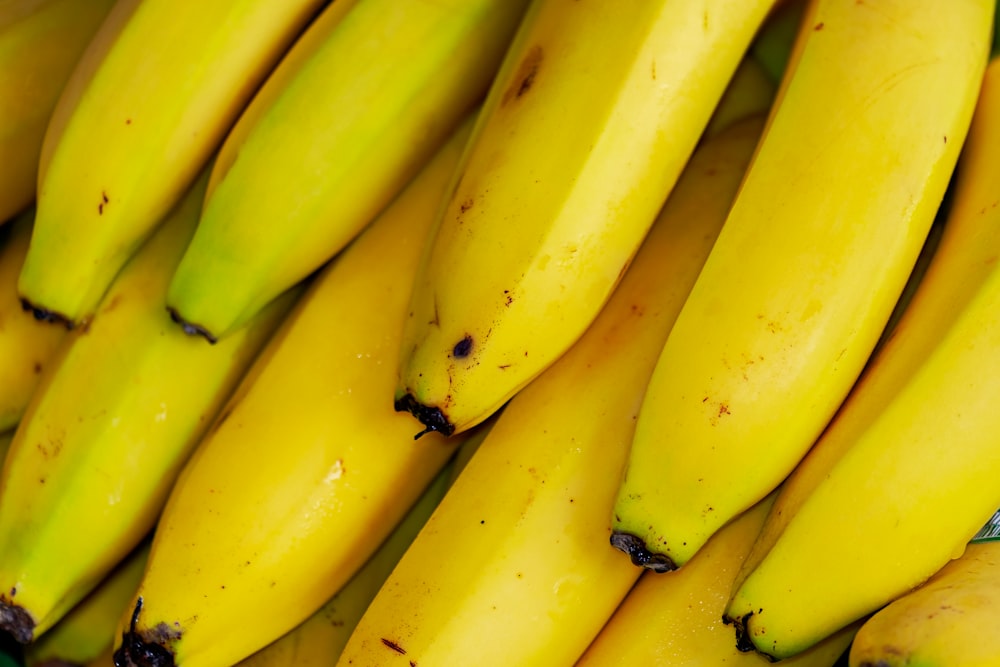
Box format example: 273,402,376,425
111,117,479,667
0,170,295,645
848,525,1000,667
164,0,530,343
24,542,148,667
393,0,776,438
0,208,65,432
723,53,1000,661
0,0,115,223
576,493,855,667
611,0,992,573
234,442,477,667
17,0,329,328
336,113,768,667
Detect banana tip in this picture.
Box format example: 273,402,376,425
0,597,34,644
393,393,455,439
726,611,779,662
113,598,175,667
609,532,677,572
19,297,75,330
166,307,218,344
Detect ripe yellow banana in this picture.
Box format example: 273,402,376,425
848,520,1000,667
0,208,65,432
0,170,295,645
576,493,856,667
23,542,148,667
336,113,768,667
112,116,479,667
724,52,1000,661
234,439,483,667
611,0,992,573
164,0,530,344
393,0,776,438
0,0,115,223
17,0,329,328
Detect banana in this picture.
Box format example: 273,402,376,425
111,116,480,667
0,169,296,645
576,493,856,667
393,0,776,438
0,0,115,223
610,0,992,573
17,0,329,328
723,53,1000,661
0,208,65,432
234,437,485,667
24,542,148,667
336,112,769,667
164,0,530,344
848,518,1000,667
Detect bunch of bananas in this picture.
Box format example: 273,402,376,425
1,0,999,665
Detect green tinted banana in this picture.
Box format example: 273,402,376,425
164,0,530,343
611,0,991,573
393,0,776,438
0,0,115,222
0,170,295,644
112,116,478,667
17,0,328,327
337,113,768,667
724,52,1000,661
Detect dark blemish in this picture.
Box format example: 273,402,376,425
608,533,676,572
20,298,75,330
167,307,218,344
112,597,176,667
430,296,440,327
504,290,513,306
501,45,543,106
393,393,455,439
498,364,511,370
480,520,486,524
380,638,406,654
410,662,417,667
718,403,730,417
814,21,824,30
943,135,947,143
0,595,35,644
651,60,656,79
32,362,41,374
452,335,473,358
8,588,13,597
125,119,132,125
459,199,474,214
702,396,709,402
38,478,45,484
98,191,109,215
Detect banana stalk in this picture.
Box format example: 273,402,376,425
112,115,480,667
724,53,1000,660
337,112,769,667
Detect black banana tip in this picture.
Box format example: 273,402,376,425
393,393,455,439
166,307,218,344
113,598,175,667
727,611,779,662
609,532,677,573
0,598,35,644
19,297,75,330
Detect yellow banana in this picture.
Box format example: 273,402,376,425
112,116,479,667
164,0,530,344
0,0,115,223
576,493,855,667
724,53,1000,661
234,437,485,667
0,170,295,645
24,542,148,667
611,0,991,573
848,521,1000,667
393,0,776,438
0,208,65,432
17,0,329,328
336,113,768,667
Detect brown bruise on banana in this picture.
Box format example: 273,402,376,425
166,306,218,344
501,44,543,107
113,598,178,667
0,588,35,644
